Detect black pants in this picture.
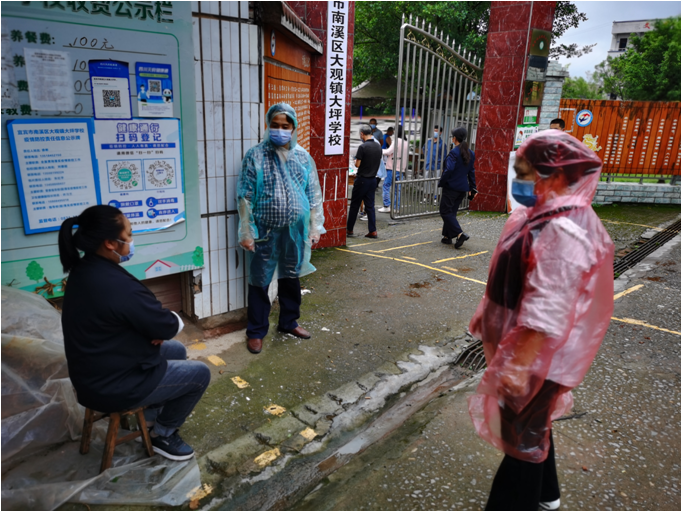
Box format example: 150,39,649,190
485,380,564,510
347,176,377,233
439,188,466,239
246,278,301,339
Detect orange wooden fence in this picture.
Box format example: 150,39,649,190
558,99,681,176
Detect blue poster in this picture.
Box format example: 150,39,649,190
89,60,132,120
136,62,173,118
7,118,100,235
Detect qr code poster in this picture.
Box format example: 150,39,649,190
107,160,142,192
144,159,177,189
136,62,173,118
89,60,132,119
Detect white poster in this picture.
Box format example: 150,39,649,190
7,120,98,234
93,118,185,233
23,48,75,111
91,76,133,120
1,22,19,109
324,1,349,156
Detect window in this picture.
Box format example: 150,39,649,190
619,37,628,50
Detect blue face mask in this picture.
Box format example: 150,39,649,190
370,124,376,129
114,239,135,263
270,128,292,146
511,179,537,207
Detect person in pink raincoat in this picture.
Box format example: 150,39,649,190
468,130,614,511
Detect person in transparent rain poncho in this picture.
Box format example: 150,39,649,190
237,103,325,355
468,130,614,511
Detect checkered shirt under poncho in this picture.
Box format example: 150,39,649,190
238,142,320,229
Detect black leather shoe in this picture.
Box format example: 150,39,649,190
454,233,469,249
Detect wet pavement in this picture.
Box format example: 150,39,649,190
56,203,680,510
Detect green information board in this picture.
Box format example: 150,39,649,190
1,2,202,298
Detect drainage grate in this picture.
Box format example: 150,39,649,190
613,219,681,278
455,339,487,372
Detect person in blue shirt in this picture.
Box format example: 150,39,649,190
438,126,478,248
382,126,394,149
423,125,447,204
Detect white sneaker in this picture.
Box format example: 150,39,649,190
359,215,368,221
539,498,560,510
377,207,391,213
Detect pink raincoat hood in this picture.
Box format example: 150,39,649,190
468,130,615,463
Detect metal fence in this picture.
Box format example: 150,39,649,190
390,15,483,220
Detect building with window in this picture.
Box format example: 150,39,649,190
608,19,657,57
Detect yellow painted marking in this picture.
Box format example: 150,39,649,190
401,256,417,260
611,317,681,336
188,342,207,350
337,248,487,285
441,266,459,272
299,427,318,440
432,250,489,264
370,241,434,253
350,228,441,247
264,404,286,416
613,284,644,301
231,376,250,389
601,219,663,231
254,448,281,467
206,355,226,366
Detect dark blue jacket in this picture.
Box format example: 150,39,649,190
62,254,180,412
438,145,476,192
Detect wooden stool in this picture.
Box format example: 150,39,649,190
79,407,154,473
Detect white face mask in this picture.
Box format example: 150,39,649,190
433,131,439,138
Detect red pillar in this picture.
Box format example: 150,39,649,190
289,1,355,247
472,1,556,212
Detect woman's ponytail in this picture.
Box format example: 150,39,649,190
58,205,125,273
58,216,81,273
452,127,471,165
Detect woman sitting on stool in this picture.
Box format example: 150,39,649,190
59,205,210,461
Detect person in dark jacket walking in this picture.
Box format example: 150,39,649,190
438,127,478,248
59,205,210,461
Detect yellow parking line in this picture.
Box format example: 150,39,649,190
441,266,459,272
601,219,663,231
432,251,489,264
401,256,417,260
613,284,644,301
349,228,441,247
610,317,681,336
337,248,487,285
370,241,434,253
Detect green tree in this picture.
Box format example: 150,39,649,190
26,260,44,283
192,246,204,267
603,17,681,101
353,1,591,85
562,72,603,100
593,56,626,99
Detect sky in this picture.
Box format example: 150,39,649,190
553,1,681,78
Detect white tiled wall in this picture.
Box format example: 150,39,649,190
192,1,261,319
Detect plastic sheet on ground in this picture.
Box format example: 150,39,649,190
1,286,201,510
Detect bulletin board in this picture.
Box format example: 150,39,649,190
1,2,202,298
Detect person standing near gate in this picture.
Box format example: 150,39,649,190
347,125,382,238
237,103,326,355
438,127,477,248
369,118,383,144
468,130,614,511
379,125,409,213
423,125,446,204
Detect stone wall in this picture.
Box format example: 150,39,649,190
538,61,569,130
594,183,681,205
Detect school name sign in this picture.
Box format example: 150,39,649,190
324,1,348,156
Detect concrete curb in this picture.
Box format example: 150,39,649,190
198,334,473,487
